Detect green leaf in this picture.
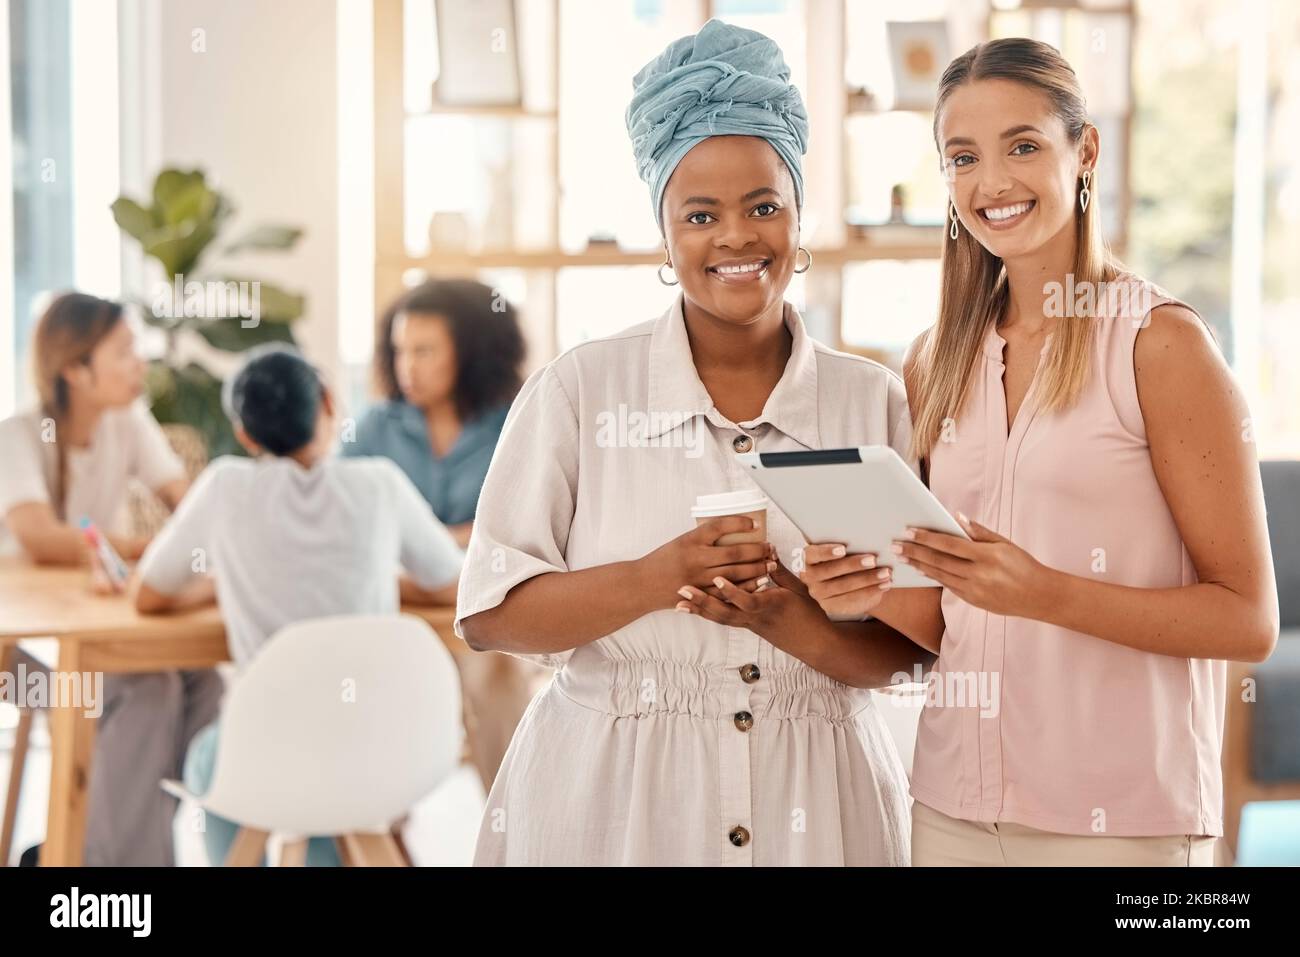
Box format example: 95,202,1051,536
144,362,178,418
143,211,227,279
222,225,303,255
165,182,218,229
191,314,297,352
153,170,210,223
249,280,304,323
115,171,239,279
140,231,178,277
145,360,245,459
141,228,192,279
207,277,305,323
148,277,303,348
110,198,158,243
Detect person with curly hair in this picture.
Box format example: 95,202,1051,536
345,280,525,548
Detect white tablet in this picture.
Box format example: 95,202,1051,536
736,446,966,588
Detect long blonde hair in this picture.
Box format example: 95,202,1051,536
911,38,1121,460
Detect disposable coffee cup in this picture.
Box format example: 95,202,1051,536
691,490,768,546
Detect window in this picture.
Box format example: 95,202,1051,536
3,0,120,417
1129,0,1300,456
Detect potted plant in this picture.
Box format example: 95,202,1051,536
112,168,305,458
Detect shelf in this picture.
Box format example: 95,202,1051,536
412,102,557,120
389,236,945,275
376,1,1132,355
394,248,662,271
1014,0,1133,11
845,94,928,116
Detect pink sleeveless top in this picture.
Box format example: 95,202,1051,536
912,273,1225,838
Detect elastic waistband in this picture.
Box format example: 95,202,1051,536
554,651,874,721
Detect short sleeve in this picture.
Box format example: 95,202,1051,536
128,401,186,490
383,459,464,588
0,414,51,516
136,459,224,594
453,363,579,669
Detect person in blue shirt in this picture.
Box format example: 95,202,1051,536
346,281,534,792
345,280,525,547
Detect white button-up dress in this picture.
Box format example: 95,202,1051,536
455,294,916,865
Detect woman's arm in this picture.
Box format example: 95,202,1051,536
400,574,458,606
861,583,945,656
134,575,216,614
154,476,190,512
131,465,218,613
678,563,936,688
461,561,655,653
460,515,771,654
776,609,936,689
785,616,937,690
795,544,946,654
5,502,148,565
897,306,1279,663
1054,305,1276,660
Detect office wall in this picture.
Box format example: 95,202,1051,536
128,0,342,385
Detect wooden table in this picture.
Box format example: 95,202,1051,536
0,556,464,866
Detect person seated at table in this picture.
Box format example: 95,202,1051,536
347,280,540,783
343,279,525,548
134,343,463,866
0,291,223,866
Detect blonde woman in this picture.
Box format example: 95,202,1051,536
799,38,1277,865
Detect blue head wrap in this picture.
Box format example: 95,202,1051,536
625,18,809,230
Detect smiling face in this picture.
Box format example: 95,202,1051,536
937,78,1097,262
660,135,799,328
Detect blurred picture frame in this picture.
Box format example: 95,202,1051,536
886,21,950,111
433,0,522,108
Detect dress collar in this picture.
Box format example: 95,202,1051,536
644,292,821,448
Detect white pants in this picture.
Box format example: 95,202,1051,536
911,800,1217,866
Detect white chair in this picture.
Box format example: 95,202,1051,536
162,613,463,866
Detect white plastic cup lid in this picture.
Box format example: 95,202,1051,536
690,490,769,519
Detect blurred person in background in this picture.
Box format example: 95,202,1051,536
0,291,222,866
345,279,536,791
346,279,525,549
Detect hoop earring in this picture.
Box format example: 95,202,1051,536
657,260,678,286
793,246,813,274
949,201,960,241
1079,170,1092,213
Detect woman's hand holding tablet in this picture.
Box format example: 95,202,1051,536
736,446,968,589
891,515,1060,621
798,542,895,621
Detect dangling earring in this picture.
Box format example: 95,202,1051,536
793,246,813,274
949,201,960,241
657,258,678,286
1079,170,1092,213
